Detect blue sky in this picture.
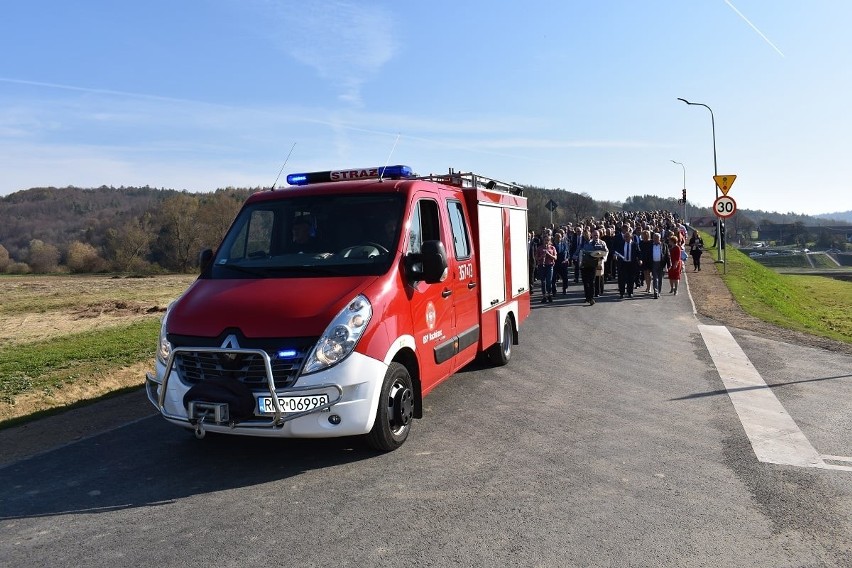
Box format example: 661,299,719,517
1,0,850,216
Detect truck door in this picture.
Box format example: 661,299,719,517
407,197,455,392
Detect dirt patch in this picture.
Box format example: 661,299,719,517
686,263,852,356
71,300,166,320
0,274,192,348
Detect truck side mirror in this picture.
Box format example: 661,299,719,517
405,240,448,284
198,248,214,273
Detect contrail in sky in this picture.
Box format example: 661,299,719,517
724,0,785,57
0,76,189,103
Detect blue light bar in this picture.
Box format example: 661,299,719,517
276,349,298,359
286,165,413,186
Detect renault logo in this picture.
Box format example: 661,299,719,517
221,334,242,362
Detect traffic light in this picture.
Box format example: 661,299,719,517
682,189,687,203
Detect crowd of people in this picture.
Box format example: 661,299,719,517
528,210,705,305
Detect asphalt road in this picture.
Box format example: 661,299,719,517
2,279,851,567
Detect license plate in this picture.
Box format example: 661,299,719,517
258,394,330,415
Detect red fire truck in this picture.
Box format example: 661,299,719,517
146,165,530,450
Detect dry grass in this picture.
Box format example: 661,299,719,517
0,274,196,423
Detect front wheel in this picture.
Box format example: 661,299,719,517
365,363,414,451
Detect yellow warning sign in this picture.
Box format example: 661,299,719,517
713,174,737,196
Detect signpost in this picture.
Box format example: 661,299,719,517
713,175,737,196
545,199,558,224
713,195,737,218
711,174,736,273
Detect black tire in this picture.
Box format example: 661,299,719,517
366,363,414,451
487,316,513,366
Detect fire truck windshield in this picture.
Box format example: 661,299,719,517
209,193,404,279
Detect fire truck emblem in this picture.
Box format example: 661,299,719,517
425,302,436,331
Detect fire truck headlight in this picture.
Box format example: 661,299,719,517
303,295,372,374
156,305,173,366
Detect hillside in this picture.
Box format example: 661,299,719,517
0,185,254,272
0,186,182,260
817,210,852,223
0,184,846,273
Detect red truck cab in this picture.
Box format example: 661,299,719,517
146,166,530,450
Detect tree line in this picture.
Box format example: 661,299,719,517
0,186,253,274
0,184,847,275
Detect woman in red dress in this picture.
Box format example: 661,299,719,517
667,234,683,295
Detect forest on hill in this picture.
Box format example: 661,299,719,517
0,185,253,274
0,184,848,275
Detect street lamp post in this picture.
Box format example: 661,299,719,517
670,160,687,224
677,97,724,269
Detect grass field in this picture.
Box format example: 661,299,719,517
702,240,852,344
0,274,195,425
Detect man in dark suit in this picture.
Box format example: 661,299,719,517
640,232,669,299
553,231,571,294
568,226,585,284
616,227,641,298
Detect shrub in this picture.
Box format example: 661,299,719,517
65,241,108,273
0,244,9,273
7,262,31,274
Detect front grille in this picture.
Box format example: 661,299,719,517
168,333,317,391
175,350,305,389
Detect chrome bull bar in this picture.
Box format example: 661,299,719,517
147,346,343,430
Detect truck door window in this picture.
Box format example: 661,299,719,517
408,199,441,255
447,200,471,260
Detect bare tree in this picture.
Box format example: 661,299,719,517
158,194,204,272
106,216,155,273
564,192,595,224
198,191,243,249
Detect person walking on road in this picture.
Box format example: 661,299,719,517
639,229,654,294
688,230,705,272
667,234,683,295
569,226,585,284
536,234,557,303
616,228,641,299
554,232,571,295
644,232,668,299
581,229,608,305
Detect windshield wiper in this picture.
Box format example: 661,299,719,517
265,265,348,276
218,263,269,276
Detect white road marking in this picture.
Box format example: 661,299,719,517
698,324,852,472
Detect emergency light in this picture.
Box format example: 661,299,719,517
286,165,413,186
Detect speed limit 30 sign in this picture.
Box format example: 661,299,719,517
713,195,737,218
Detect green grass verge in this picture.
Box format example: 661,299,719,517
810,253,842,269
0,319,160,405
707,242,852,344
756,255,810,269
